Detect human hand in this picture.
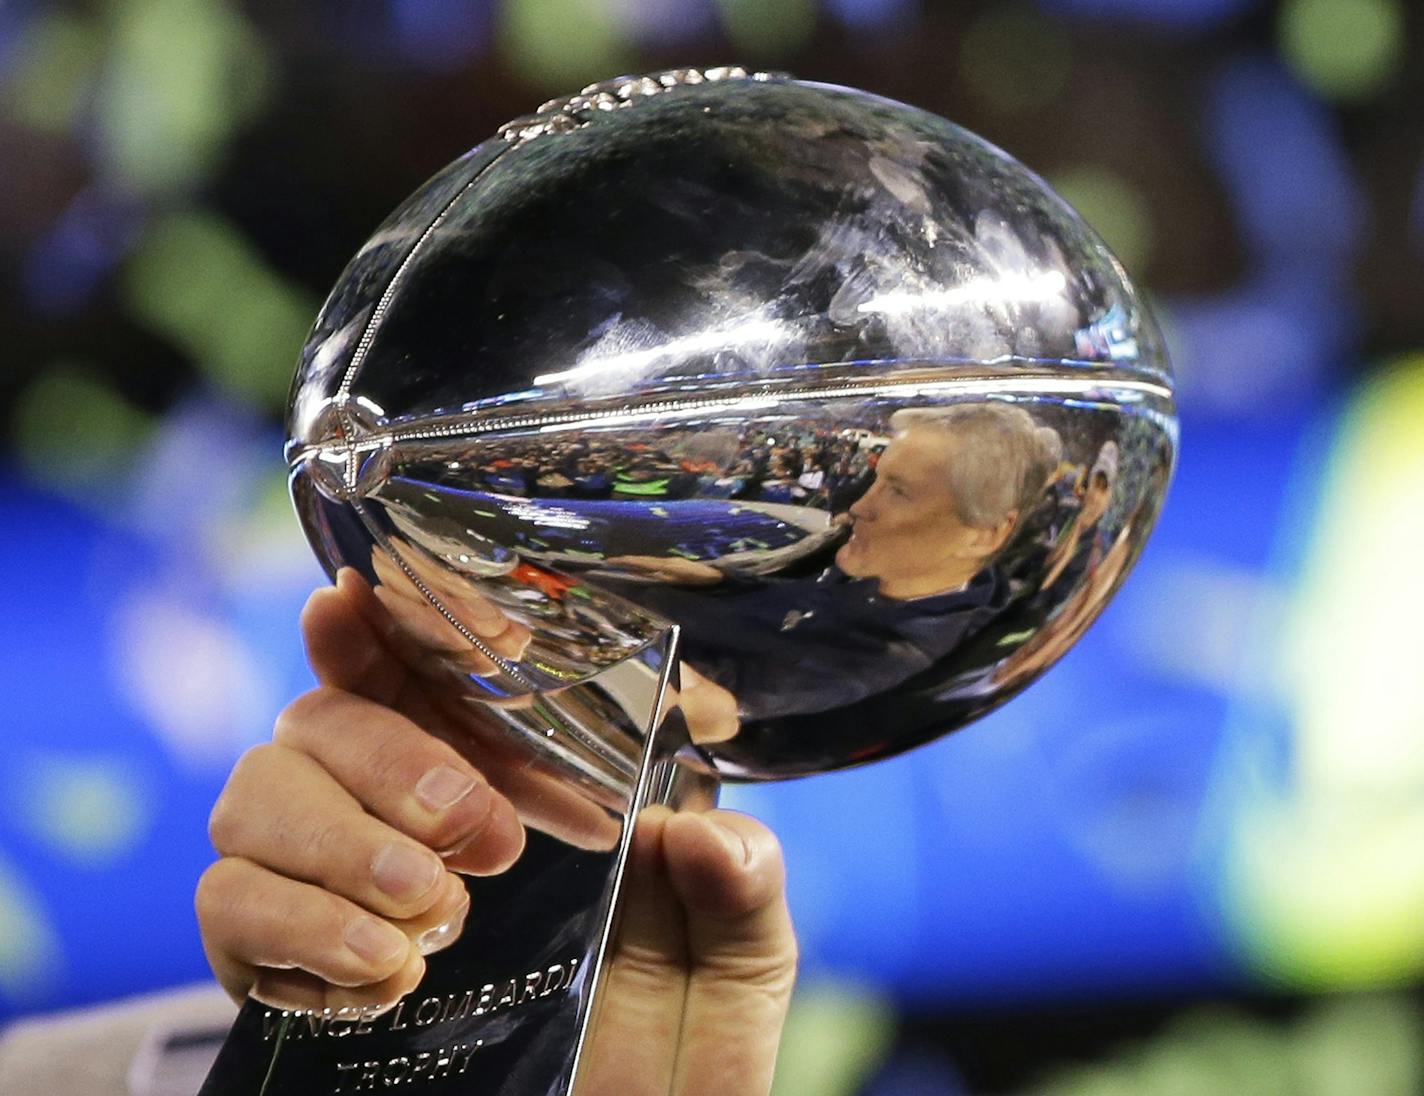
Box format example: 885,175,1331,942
675,663,742,745
197,578,528,1010
577,807,796,1096
606,555,726,585
196,577,795,1093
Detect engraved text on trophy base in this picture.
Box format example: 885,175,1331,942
259,956,582,1043
333,1044,480,1092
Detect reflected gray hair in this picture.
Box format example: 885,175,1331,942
889,403,1063,529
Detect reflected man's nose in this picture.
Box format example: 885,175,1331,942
849,483,877,522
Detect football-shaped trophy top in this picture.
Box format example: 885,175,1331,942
286,69,1176,781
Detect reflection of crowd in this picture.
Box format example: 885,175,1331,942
999,439,1119,603
710,423,879,510
443,423,879,509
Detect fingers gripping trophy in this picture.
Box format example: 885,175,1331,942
200,69,1176,1095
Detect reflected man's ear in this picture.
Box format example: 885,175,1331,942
966,508,1019,558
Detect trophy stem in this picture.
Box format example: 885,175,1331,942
199,627,719,1095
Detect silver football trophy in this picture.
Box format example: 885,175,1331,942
201,69,1176,1094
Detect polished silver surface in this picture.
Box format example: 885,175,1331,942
206,70,1176,1095
286,69,1176,782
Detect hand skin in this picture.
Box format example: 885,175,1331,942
605,555,726,586
196,577,797,1095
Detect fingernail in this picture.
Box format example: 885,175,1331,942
418,897,471,956
707,817,752,866
345,916,408,965
372,843,441,901
415,765,478,812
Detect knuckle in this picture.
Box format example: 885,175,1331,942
271,891,360,982
273,686,339,746
227,741,282,788
194,860,240,927
612,942,683,994
305,819,418,919
206,796,237,853
698,943,799,992
206,788,245,854
290,893,362,973
207,744,282,851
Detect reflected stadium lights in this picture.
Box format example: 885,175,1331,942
535,394,784,434
502,500,591,530
855,270,1069,317
533,317,790,386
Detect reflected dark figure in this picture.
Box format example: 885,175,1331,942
1040,439,1118,596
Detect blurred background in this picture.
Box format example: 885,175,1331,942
2,0,1423,1092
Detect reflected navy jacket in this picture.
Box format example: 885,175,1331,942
625,565,1009,721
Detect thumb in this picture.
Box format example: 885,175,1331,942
664,810,797,1096
574,806,686,1096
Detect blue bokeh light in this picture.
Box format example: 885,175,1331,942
827,0,919,32
388,0,491,70
1204,59,1363,265
1038,0,1259,31
23,190,143,317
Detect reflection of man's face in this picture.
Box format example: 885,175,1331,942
836,429,1002,596
1081,471,1111,527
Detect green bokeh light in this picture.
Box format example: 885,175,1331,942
715,0,818,58
498,0,636,92
1049,164,1155,277
0,859,62,1001
1292,996,1424,1096
1225,357,1424,991
121,212,317,410
960,3,1072,115
13,364,155,490
2,12,103,135
770,979,895,1096
1279,0,1404,102
95,0,272,196
18,755,153,868
1035,996,1424,1096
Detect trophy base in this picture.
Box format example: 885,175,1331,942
199,628,716,1095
